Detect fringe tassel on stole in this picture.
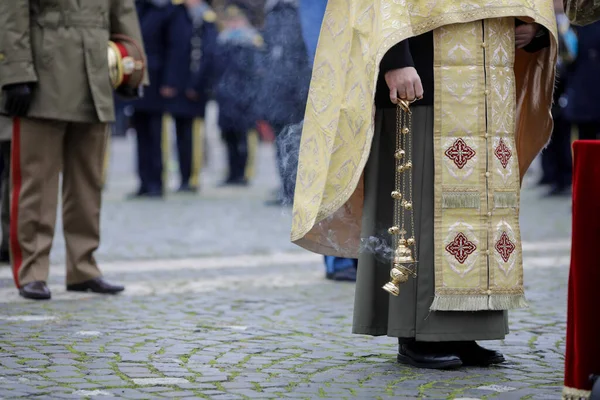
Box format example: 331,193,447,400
562,387,591,400
430,294,528,311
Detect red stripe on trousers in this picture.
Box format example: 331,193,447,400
10,118,23,288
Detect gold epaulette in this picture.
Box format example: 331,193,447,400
253,34,264,48
203,9,217,23
172,0,184,4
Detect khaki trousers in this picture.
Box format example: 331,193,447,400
10,117,107,287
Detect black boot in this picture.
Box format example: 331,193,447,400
450,341,505,366
397,341,462,369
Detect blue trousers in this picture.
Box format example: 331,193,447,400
324,256,357,274
132,111,163,193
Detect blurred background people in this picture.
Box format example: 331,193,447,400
213,2,264,186
130,0,185,199
564,19,600,141
165,0,219,193
261,0,310,206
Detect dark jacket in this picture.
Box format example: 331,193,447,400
565,21,600,123
0,0,146,123
164,4,218,118
214,26,264,132
259,1,310,128
132,0,182,113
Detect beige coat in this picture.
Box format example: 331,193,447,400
0,0,147,123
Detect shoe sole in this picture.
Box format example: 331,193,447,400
462,355,505,367
397,353,463,369
66,287,125,294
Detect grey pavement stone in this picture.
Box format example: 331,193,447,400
0,134,571,399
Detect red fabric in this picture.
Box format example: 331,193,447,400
9,118,23,288
565,140,600,392
116,42,130,85
256,120,275,143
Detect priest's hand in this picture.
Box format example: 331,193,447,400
515,23,541,49
384,67,423,104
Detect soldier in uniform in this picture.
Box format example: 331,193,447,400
0,0,146,300
130,0,183,198
166,0,218,193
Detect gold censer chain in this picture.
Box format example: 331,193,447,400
382,102,418,296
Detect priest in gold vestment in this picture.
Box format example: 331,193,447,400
291,0,558,369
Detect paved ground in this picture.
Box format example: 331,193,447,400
0,103,572,399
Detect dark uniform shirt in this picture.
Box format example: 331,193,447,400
133,0,181,113
164,4,218,118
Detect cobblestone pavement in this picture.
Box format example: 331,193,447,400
0,104,572,399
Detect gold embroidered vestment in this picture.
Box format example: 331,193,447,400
291,0,557,311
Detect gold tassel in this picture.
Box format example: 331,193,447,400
442,192,480,209
494,191,518,208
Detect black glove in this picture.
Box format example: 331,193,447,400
116,85,143,100
2,83,34,116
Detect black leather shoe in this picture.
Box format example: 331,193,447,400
177,184,198,193
451,341,505,366
219,177,248,187
127,188,163,199
19,281,51,300
397,341,463,369
126,188,147,199
67,277,125,294
544,185,571,198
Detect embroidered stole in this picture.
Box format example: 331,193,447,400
431,18,527,311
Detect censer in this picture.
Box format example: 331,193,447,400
382,99,418,296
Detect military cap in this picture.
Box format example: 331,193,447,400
108,34,146,90
224,1,253,18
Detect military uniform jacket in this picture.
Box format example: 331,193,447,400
0,0,147,123
164,4,218,119
132,0,181,113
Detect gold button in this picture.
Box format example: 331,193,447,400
486,250,491,256
486,289,492,295
487,212,492,217
484,133,489,138
485,172,491,178
481,42,487,48
484,89,489,95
